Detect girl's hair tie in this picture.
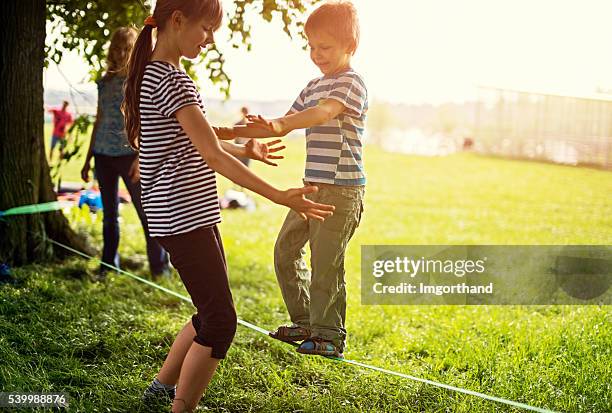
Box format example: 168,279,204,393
144,15,157,27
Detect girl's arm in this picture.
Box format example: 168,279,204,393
219,140,243,156
81,107,101,182
219,139,285,166
176,105,334,220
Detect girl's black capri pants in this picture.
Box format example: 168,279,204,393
155,225,237,359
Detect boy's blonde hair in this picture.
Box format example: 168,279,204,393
305,1,360,54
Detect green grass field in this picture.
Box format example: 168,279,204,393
1,131,611,412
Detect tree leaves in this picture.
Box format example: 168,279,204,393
46,0,148,81
46,0,320,96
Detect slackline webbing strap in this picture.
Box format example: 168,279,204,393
0,201,70,218
41,235,561,413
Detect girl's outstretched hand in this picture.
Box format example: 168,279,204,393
246,114,286,136
246,139,285,166
279,186,335,221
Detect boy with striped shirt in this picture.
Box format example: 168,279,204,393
222,1,367,358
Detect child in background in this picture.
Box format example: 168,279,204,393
233,106,251,167
47,100,73,161
226,0,367,359
121,1,335,411
81,27,169,281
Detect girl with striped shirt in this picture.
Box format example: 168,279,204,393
122,1,334,411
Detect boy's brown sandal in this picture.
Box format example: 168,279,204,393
269,325,311,342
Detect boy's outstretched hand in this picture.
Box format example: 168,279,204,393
246,139,285,166
246,114,286,136
279,186,335,221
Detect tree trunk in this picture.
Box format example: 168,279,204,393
0,0,94,265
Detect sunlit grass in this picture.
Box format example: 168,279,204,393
2,138,611,412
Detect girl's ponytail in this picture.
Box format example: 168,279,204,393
122,24,154,150
122,0,223,150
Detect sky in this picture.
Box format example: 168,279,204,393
44,0,612,105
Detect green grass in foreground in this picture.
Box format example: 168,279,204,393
1,140,611,412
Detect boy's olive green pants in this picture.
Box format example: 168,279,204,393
274,183,365,351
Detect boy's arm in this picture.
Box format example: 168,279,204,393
214,109,303,140
281,99,345,130
231,124,283,139
213,125,278,140
214,123,289,139
248,99,346,137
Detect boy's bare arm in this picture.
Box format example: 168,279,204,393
282,99,345,130
212,125,281,140
248,99,346,136
211,108,294,140
214,108,305,140
232,125,283,138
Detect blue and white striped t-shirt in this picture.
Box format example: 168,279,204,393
290,68,368,186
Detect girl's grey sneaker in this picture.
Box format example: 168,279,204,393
142,378,176,407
